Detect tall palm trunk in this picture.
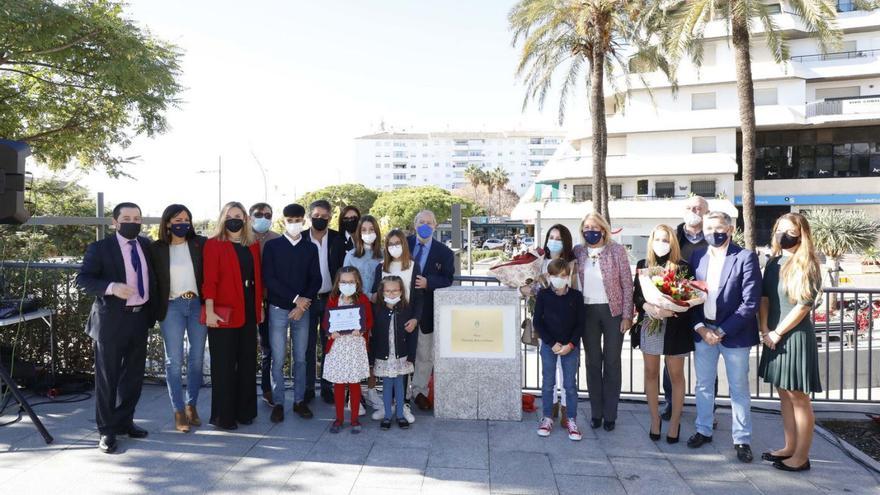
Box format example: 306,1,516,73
589,47,610,222
732,7,756,251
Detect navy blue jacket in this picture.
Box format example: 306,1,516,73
369,301,418,365
262,235,322,311
533,287,585,347
77,234,158,341
406,236,455,334
690,244,762,348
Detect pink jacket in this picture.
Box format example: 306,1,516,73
573,242,634,319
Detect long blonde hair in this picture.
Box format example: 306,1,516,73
212,201,255,246
646,224,681,269
771,213,821,305
580,212,614,246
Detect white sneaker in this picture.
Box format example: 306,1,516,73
365,388,382,409
371,404,386,421
402,403,415,424
343,401,367,417
537,417,553,437
566,418,583,441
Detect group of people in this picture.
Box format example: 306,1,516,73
530,196,822,472
76,195,822,472
76,200,453,453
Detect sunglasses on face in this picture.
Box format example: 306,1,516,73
253,212,272,220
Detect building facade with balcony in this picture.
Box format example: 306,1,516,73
513,2,880,258
354,130,566,196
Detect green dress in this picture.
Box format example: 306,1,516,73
757,256,823,394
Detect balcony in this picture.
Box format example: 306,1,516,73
806,94,880,118
791,48,880,63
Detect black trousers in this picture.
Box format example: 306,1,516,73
94,310,149,435
258,318,272,395
208,323,258,425
306,295,331,397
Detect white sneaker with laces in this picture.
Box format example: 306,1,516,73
402,403,415,424
366,388,382,409
371,404,386,421
537,417,553,437
566,418,582,441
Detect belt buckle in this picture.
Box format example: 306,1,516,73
181,292,195,300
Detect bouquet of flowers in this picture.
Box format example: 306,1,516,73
489,248,545,289
637,265,707,335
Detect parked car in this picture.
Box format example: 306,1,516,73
522,237,535,248
482,238,505,250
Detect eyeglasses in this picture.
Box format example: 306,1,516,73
253,212,272,220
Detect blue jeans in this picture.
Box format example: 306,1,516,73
540,343,579,419
160,297,208,412
694,335,752,444
382,375,405,420
268,305,311,406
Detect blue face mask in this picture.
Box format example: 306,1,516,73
583,230,603,246
170,223,191,238
416,224,434,240
707,232,729,247
546,239,563,254
252,217,271,233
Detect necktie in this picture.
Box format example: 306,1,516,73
128,240,145,298
413,242,426,271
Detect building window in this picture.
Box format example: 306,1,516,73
691,92,717,110
754,88,778,106
573,184,592,202
393,173,406,180
837,0,857,12
702,43,717,66
375,164,381,168
393,151,407,158
393,163,407,169
692,136,717,153
530,138,543,145
765,3,782,14
610,184,622,199
655,181,675,198
637,179,649,196
815,86,860,100
690,180,716,197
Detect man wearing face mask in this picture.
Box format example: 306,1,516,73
686,211,762,464
262,204,322,422
307,199,347,403
408,210,455,411
77,202,158,453
249,203,280,405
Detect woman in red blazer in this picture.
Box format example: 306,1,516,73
202,201,263,430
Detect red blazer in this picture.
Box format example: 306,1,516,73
202,238,264,328
322,293,372,354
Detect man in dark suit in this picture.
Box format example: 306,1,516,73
686,211,762,463
77,202,157,453
408,210,455,411
305,199,346,403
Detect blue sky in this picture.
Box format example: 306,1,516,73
41,1,580,220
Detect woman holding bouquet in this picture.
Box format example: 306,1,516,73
632,225,695,443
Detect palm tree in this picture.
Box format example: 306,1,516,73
489,166,510,215
510,0,673,222
464,164,485,202
808,209,879,289
666,1,841,250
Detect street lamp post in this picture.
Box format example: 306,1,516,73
197,156,222,212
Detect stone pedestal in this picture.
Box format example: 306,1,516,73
433,286,522,421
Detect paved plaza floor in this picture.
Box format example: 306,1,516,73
0,383,877,494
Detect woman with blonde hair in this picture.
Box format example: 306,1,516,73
573,212,633,432
631,224,694,444
202,201,263,430
758,212,822,472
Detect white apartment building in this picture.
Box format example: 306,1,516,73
354,130,566,196
513,1,880,260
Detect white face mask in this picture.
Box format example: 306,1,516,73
339,283,357,297
388,245,403,259
385,296,401,305
549,276,569,290
684,211,702,227
652,240,671,258
361,232,377,244
285,221,304,237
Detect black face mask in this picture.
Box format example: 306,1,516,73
311,217,329,231
117,222,142,240
341,217,359,234
225,218,244,233
775,232,800,250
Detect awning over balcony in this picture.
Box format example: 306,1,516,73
535,153,739,183
511,197,739,224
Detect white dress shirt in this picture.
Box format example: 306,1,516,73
582,246,608,304
701,243,728,325
310,230,332,294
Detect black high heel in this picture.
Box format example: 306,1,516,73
666,423,681,444
649,416,662,441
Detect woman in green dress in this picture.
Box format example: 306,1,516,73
758,212,822,472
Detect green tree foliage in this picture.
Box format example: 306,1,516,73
0,0,183,176
297,183,380,229
369,186,483,232
808,208,879,287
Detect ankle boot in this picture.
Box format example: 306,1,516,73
185,405,202,426
174,411,190,433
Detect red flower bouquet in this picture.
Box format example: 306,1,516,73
637,265,707,335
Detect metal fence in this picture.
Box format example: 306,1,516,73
2,263,878,404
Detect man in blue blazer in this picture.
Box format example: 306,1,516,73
408,210,455,411
686,211,762,463
77,202,157,453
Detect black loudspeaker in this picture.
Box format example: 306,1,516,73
0,140,30,225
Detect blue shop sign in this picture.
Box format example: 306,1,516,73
734,194,880,206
